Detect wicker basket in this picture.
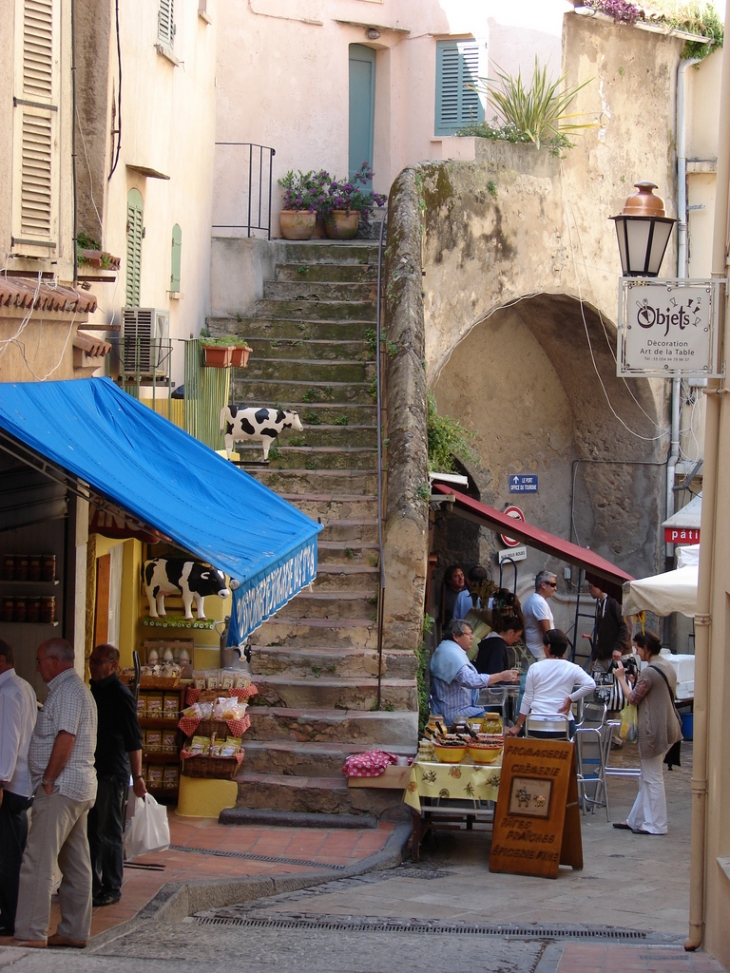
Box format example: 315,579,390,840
181,752,243,780
139,674,181,690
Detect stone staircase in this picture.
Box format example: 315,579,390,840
207,241,418,819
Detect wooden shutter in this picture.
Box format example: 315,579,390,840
170,223,182,293
158,0,175,48
126,189,143,307
435,40,484,136
12,0,59,251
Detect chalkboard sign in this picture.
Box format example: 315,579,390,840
489,737,583,879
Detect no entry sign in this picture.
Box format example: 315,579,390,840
500,505,525,547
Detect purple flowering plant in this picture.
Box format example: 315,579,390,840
277,169,330,212
322,163,387,225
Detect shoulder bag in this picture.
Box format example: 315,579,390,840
648,664,684,768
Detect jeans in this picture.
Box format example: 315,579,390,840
0,791,33,933
87,776,126,899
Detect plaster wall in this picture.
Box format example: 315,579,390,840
0,313,80,381
75,0,217,387
212,0,566,239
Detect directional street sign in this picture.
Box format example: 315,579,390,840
509,474,538,494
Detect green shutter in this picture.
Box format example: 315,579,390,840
170,223,182,293
126,188,143,306
435,40,484,136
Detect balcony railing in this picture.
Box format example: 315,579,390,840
213,142,275,240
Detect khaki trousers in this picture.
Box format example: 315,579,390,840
15,790,94,943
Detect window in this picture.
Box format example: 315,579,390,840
170,224,182,293
158,0,175,48
126,189,143,307
435,39,484,136
11,0,60,253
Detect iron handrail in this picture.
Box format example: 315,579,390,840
375,212,388,708
213,142,276,239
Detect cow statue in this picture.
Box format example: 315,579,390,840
219,405,304,461
143,558,230,620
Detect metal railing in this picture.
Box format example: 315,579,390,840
375,212,388,708
212,142,275,239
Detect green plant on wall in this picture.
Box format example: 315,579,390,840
461,58,596,152
416,614,434,734
427,391,479,473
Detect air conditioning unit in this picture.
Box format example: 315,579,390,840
121,308,170,376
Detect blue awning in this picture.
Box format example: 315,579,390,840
0,378,322,643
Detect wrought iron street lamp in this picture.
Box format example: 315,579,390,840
610,181,677,277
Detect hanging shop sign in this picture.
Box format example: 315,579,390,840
617,278,723,378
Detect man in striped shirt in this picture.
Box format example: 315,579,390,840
10,638,97,950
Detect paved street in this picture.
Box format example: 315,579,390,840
0,742,726,972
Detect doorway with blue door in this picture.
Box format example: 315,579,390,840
349,44,376,186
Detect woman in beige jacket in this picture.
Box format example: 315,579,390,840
612,631,683,835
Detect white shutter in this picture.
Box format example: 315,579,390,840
158,0,175,48
12,0,59,252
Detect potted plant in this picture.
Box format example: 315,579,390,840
319,163,387,240
199,331,253,368
277,170,328,240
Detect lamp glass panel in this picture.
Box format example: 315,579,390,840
646,221,673,275
624,220,652,274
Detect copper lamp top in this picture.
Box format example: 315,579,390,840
619,181,667,218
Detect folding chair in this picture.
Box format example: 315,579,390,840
576,701,607,728
574,721,614,819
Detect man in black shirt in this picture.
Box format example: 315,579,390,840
88,644,146,908
584,575,631,672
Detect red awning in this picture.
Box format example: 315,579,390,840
432,484,634,590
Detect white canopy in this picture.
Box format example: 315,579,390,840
622,545,699,618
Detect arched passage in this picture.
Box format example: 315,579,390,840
432,293,668,581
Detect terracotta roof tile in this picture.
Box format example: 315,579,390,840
73,331,112,357
0,277,98,314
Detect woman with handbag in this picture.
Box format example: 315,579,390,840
612,630,683,835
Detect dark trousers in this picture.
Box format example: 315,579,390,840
87,776,126,898
0,790,33,933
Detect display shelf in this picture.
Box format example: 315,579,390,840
140,685,185,802
0,620,59,627
142,615,217,630
141,750,180,763
140,717,180,730
0,579,60,586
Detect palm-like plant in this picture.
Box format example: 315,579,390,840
471,58,596,150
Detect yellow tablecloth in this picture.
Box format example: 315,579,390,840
403,759,501,813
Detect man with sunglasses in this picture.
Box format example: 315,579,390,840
522,571,558,662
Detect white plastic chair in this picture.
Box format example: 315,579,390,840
524,714,571,739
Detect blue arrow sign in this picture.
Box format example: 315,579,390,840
509,474,538,494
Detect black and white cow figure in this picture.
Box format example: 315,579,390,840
143,558,230,620
219,405,304,461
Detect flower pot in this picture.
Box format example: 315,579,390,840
325,210,360,240
202,345,233,368
280,210,316,241
311,216,327,240
230,345,252,368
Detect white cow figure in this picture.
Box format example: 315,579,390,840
219,405,304,460
143,558,230,620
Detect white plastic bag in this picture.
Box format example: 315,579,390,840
123,793,170,860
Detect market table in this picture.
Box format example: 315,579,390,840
404,758,501,861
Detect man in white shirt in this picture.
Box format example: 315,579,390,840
0,640,37,937
522,570,558,661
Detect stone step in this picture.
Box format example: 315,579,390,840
263,280,378,302
234,770,409,819
275,241,379,264
274,590,375,619
246,706,418,745
236,444,377,471
298,403,378,425
223,318,375,342
317,539,379,563
318,519,378,542
255,616,376,649
248,337,371,362
230,378,376,405
248,468,378,495
250,644,418,680
279,492,377,520
277,426,378,449
275,263,379,283
244,357,373,384
311,565,379,591
251,674,417,710
242,740,414,777
251,299,377,322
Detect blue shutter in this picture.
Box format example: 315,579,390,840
435,40,484,136
170,223,182,293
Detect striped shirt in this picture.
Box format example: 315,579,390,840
28,667,98,802
430,663,492,726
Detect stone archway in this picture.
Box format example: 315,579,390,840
432,292,668,580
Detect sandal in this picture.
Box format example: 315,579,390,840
612,822,631,830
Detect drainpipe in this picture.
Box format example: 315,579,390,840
685,21,730,953
667,59,701,566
